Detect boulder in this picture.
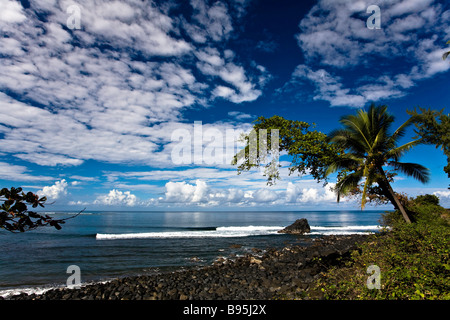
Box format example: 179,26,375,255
278,218,310,235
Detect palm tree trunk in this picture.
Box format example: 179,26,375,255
377,165,412,224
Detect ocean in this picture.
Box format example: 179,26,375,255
0,210,386,297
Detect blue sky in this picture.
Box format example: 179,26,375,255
0,0,449,211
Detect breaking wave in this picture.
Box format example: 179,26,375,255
309,225,382,235
95,225,382,240
96,226,283,240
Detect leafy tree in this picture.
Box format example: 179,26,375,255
413,194,440,206
407,107,450,188
0,187,81,232
233,104,430,223
232,115,342,185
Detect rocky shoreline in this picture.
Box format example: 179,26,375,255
3,234,370,300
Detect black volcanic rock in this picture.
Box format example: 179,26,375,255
278,219,311,235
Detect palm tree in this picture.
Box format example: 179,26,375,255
326,104,430,223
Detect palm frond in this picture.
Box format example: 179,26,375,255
328,128,367,155
386,139,423,161
389,161,430,184
371,127,388,153
327,128,351,145
392,117,412,139
385,118,413,152
325,154,363,176
444,40,450,60
341,116,371,149
334,170,364,203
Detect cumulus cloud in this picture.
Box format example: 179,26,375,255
164,179,210,203
94,189,138,206
433,190,450,198
151,179,340,207
284,182,336,203
37,179,68,200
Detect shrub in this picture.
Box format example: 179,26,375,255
381,194,449,228
315,196,450,300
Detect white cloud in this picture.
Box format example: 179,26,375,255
37,179,68,200
433,190,450,198
68,200,90,206
0,0,27,23
297,0,445,68
0,0,268,168
196,47,266,103
283,0,450,107
285,182,299,203
151,179,340,207
69,175,99,182
389,0,434,17
0,161,54,182
187,0,234,42
252,188,279,203
284,182,336,204
286,65,367,107
228,111,253,121
94,189,137,206
202,1,232,38
164,179,210,203
77,1,193,57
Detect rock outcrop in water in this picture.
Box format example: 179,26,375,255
278,218,311,235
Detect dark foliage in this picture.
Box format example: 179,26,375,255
0,187,81,232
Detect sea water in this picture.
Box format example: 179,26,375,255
0,210,386,297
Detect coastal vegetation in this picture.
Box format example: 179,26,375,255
314,195,450,300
